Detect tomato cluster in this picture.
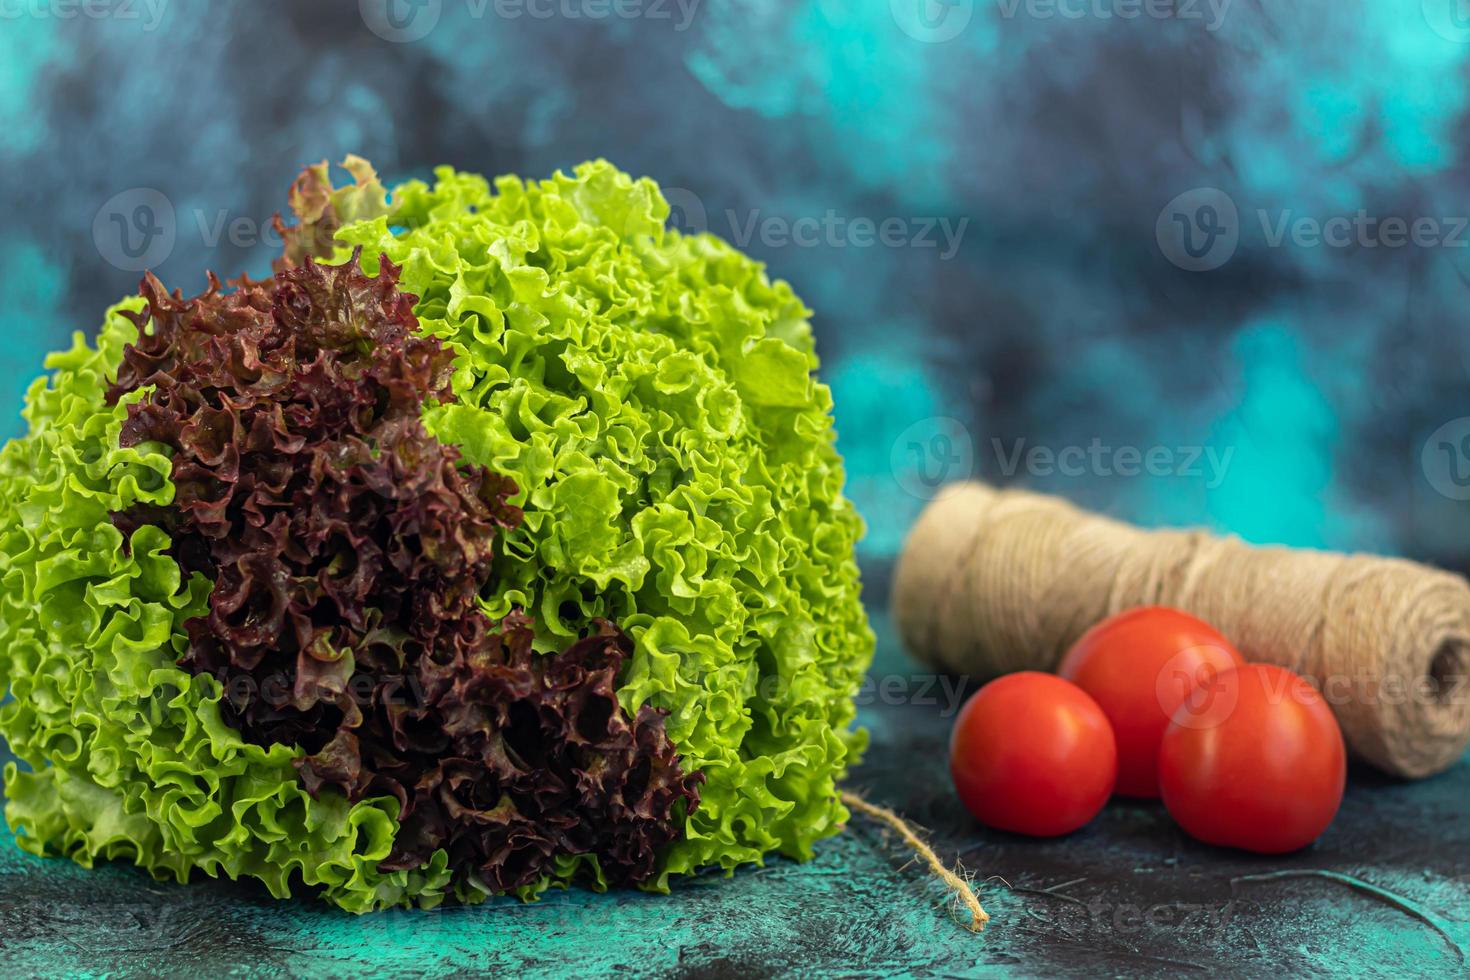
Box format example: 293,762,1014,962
948,607,1347,853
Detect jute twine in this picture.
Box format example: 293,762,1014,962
840,792,988,932
892,482,1470,780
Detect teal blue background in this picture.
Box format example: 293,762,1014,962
4,1,1470,572
4,2,1470,976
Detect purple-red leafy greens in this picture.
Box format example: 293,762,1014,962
106,251,701,893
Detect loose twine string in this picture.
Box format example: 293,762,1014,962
892,482,1470,779
840,791,988,932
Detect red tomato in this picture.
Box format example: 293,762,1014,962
1159,663,1346,854
1058,606,1245,798
949,671,1117,837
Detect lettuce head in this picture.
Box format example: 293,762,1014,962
0,158,873,910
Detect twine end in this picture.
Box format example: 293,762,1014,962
840,790,988,935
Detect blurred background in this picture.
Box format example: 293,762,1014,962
4,0,1470,590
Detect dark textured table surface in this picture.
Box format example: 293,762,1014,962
2,608,1467,978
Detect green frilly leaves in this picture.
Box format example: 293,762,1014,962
0,160,874,908
0,304,452,911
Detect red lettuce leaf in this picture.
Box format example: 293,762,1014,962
108,251,700,892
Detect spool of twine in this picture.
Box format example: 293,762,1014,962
892,482,1470,779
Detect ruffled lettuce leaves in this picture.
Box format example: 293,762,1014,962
0,159,873,908
0,302,452,911
332,161,874,881
106,251,699,895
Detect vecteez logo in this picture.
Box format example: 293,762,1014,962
995,0,1232,31
1155,187,1239,272
891,417,975,499
660,187,710,236
1423,0,1470,44
0,0,169,30
652,188,969,258
892,0,1231,38
1422,417,1470,501
891,0,974,43
93,188,177,273
92,189,343,273
360,0,442,42
1157,649,1240,731
361,0,701,38
1156,186,1470,271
